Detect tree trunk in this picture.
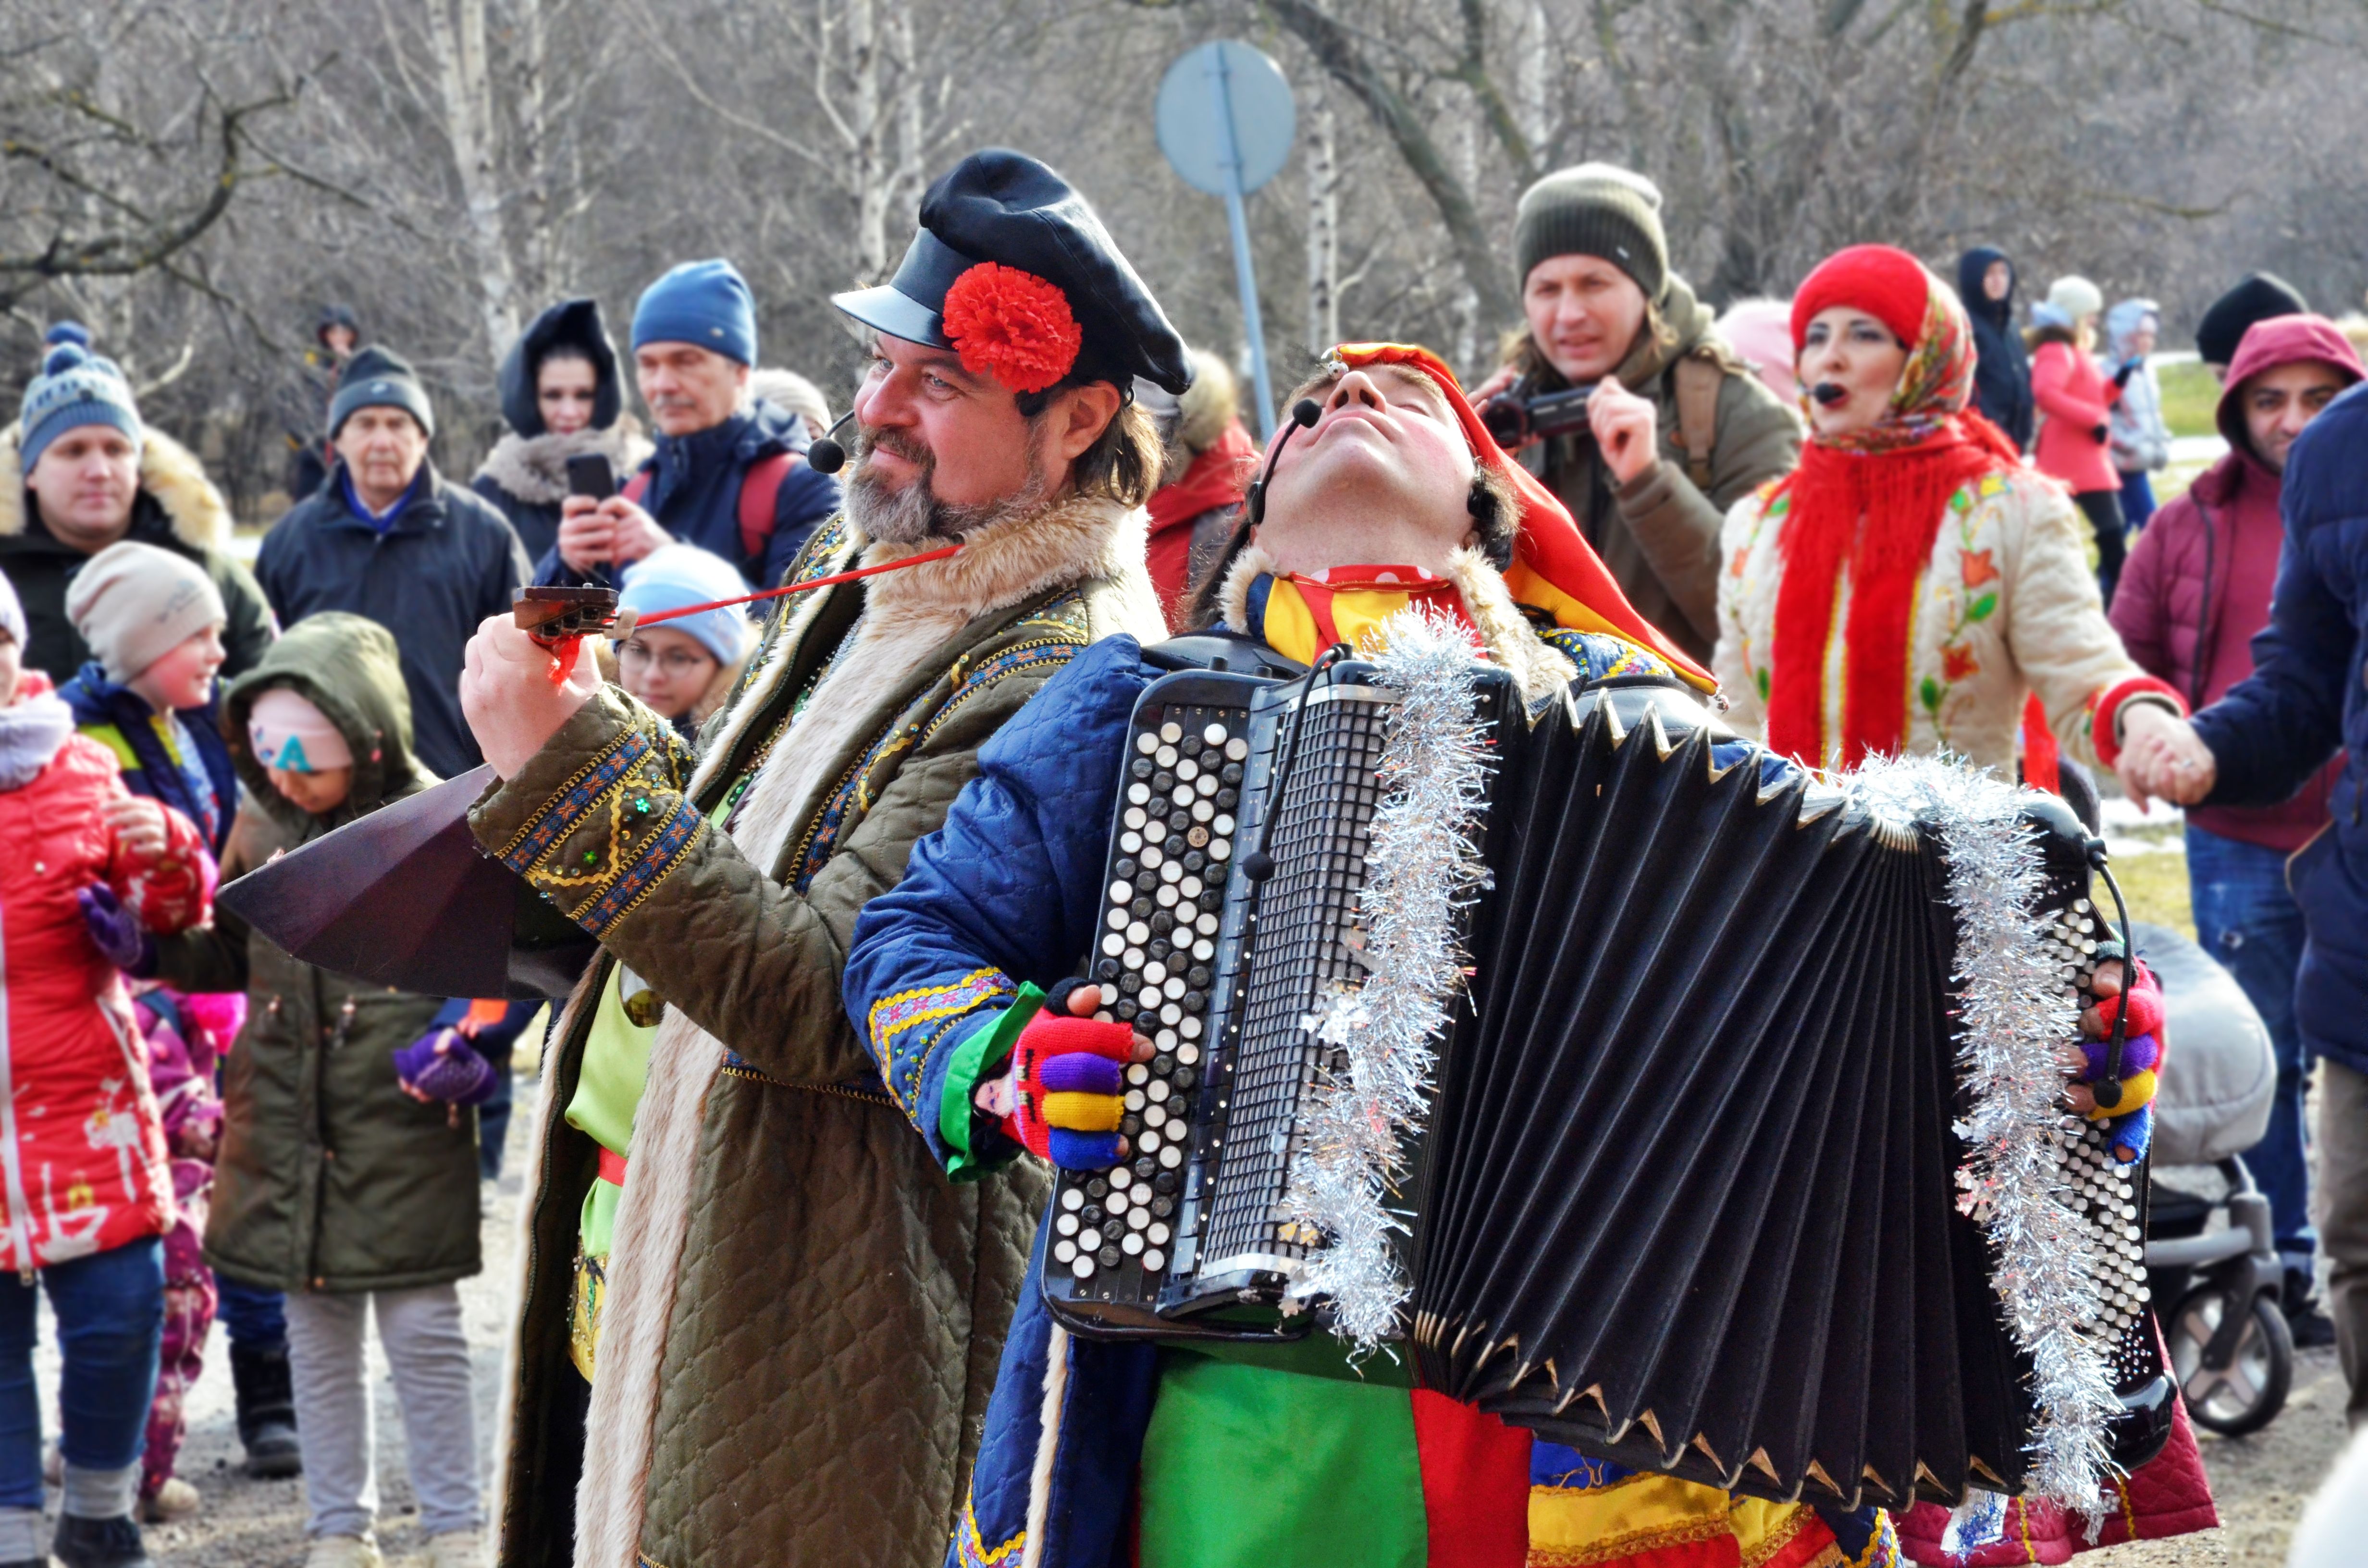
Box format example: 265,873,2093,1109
1265,0,1518,332
1304,81,1339,355
423,0,520,354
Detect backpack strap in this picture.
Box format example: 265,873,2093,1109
622,469,653,505
737,451,798,568
1671,351,1723,493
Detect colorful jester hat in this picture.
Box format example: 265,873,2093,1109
1320,343,1714,691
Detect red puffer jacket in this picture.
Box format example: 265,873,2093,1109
2031,335,2121,494
0,674,210,1272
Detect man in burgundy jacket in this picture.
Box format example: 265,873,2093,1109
2112,312,2363,1345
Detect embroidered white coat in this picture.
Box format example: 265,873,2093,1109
1714,466,2148,776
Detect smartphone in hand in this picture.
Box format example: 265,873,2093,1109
565,452,617,502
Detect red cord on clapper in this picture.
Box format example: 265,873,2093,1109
537,541,966,685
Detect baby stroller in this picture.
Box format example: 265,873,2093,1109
2136,917,2290,1437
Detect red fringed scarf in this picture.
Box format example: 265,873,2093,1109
1764,428,2019,766
1764,250,2025,768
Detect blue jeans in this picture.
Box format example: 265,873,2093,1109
2187,822,2316,1264
217,1276,287,1350
2120,467,2158,531
0,1237,164,1508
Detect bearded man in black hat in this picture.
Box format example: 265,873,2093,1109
454,150,1185,1568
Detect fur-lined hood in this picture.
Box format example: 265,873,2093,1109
0,423,229,551
471,422,654,507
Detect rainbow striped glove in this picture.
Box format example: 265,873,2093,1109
1010,980,1136,1170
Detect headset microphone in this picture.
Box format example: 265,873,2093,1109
805,410,858,475
1244,400,1324,526
1811,382,1850,407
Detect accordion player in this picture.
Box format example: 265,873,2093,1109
846,344,2180,1568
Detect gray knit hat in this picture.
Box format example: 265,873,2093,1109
329,345,436,440
65,540,225,683
1513,163,1670,304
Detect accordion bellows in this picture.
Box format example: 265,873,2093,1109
1044,650,2171,1513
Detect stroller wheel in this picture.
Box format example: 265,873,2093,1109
2168,1283,2293,1436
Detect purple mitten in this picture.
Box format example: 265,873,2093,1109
77,884,152,973
393,1029,498,1106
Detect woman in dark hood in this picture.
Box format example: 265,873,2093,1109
1958,246,2035,451
471,299,651,566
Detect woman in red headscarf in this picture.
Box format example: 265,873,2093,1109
1714,245,2184,784
1714,247,2218,1566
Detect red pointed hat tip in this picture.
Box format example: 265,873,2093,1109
941,262,1083,395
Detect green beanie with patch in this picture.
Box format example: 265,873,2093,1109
1513,163,1670,304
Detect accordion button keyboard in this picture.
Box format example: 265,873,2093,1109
1048,696,1254,1303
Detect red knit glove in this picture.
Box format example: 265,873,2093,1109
1009,985,1137,1171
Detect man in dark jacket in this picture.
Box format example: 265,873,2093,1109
0,339,274,683
542,258,839,592
2112,313,2363,1347
1469,163,1799,666
1959,245,2035,450
2117,374,2368,1424
255,345,529,779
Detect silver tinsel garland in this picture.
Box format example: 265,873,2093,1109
1282,608,1494,1350
1854,754,2122,1515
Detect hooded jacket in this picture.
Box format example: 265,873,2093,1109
0,671,208,1274
2190,375,2368,1076
59,663,238,858
151,613,481,1292
1958,248,2035,450
472,298,654,566
2103,300,2171,474
1515,275,1802,663
530,400,840,594
2116,317,2363,854
255,460,530,780
0,426,275,685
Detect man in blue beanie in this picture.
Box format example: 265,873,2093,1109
256,344,529,779
543,257,839,593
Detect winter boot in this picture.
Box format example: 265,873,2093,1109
2286,1265,2339,1349
229,1340,303,1477
50,1512,152,1568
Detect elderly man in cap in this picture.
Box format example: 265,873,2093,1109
456,148,1183,1568
542,258,840,593
255,346,529,779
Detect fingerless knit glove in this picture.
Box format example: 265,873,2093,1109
1010,980,1136,1170
2076,957,2164,1163
393,1028,499,1106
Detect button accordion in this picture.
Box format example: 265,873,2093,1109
1040,647,2173,1510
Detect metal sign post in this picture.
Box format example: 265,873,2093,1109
1157,41,1296,440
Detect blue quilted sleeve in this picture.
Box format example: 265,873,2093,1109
847,635,1155,1173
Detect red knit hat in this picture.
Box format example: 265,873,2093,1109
1789,245,1933,352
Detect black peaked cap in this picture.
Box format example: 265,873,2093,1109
833,149,1192,396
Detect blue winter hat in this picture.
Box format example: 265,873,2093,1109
44,322,91,350
615,544,756,668
633,259,757,367
19,343,142,474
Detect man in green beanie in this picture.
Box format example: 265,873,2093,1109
1471,162,1799,663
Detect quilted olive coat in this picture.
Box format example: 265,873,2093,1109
474,498,1167,1568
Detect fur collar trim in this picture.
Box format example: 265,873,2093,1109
1216,542,1573,701
472,424,653,506
0,424,229,550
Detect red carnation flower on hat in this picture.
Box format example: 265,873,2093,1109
940,262,1083,394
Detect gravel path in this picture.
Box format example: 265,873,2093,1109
34,1061,2329,1565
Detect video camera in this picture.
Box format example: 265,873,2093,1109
1479,380,1597,450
